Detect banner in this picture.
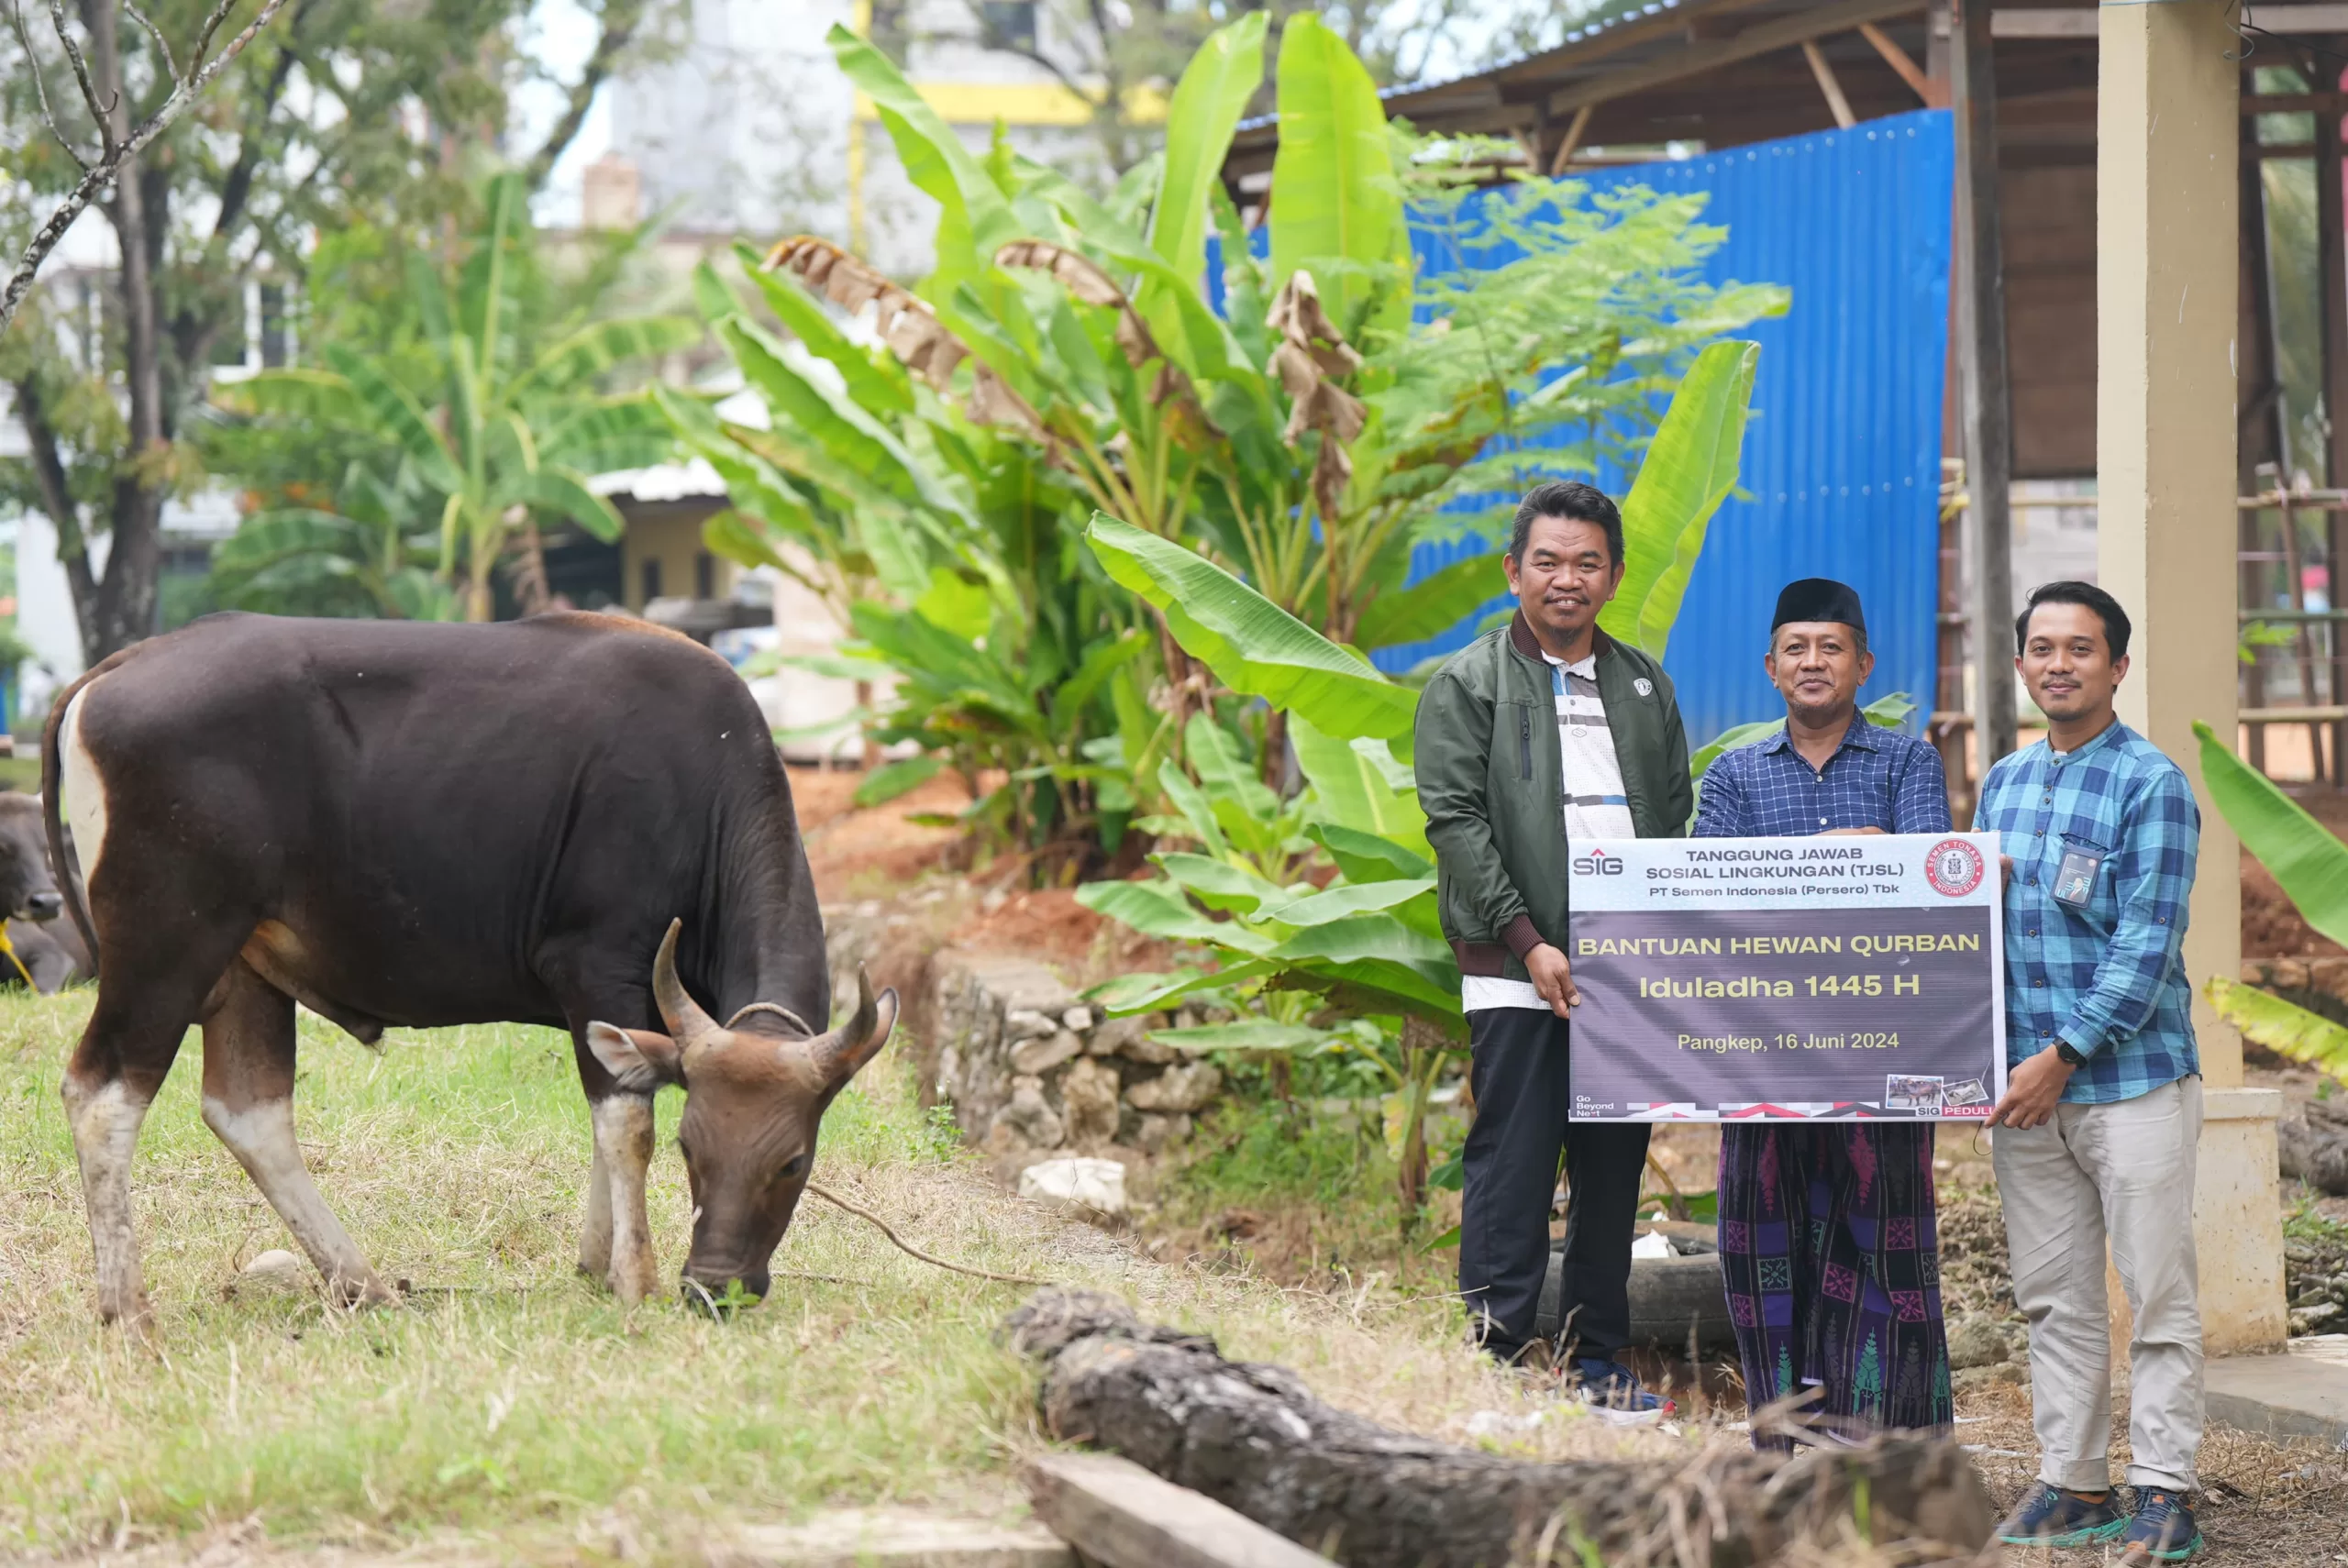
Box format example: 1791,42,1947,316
1565,833,2007,1121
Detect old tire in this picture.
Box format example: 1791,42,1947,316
1536,1242,1735,1353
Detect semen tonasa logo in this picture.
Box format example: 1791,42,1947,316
1923,838,1986,898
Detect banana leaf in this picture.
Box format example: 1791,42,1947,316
854,755,946,809
1142,11,1268,348
1146,1021,1326,1054
825,24,1025,298
1599,339,1760,662
1256,878,1436,927
1268,13,1408,336
1152,853,1290,915
2206,976,2348,1077
1085,514,1418,744
2194,720,2348,946
1306,822,1433,883
1354,552,1506,651
1076,878,1276,955
1291,715,1428,850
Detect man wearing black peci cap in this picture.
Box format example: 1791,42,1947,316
1693,578,1956,1444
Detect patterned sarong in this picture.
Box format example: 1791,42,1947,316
1717,1121,1953,1444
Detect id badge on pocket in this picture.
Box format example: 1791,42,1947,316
2053,848,2102,909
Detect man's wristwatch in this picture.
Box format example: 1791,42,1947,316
2054,1042,2088,1069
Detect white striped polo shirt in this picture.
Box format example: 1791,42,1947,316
1462,651,1635,1012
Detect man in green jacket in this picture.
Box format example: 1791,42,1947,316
1414,480,1691,1410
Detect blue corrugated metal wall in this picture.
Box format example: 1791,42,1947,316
1213,108,1954,746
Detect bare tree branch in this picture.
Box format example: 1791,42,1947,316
0,0,293,337
54,0,116,146
8,0,93,168
523,0,648,193
120,0,175,81
9,374,103,665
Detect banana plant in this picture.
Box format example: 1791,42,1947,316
2194,721,2348,1077
219,173,693,620
208,458,459,621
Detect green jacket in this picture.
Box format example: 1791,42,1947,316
1413,610,1692,983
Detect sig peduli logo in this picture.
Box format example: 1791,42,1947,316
1573,848,1625,877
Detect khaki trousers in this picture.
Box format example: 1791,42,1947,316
1989,1076,2204,1493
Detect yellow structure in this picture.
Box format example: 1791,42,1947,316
2096,0,2286,1356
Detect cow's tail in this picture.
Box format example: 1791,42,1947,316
41,651,137,969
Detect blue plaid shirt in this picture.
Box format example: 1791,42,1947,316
1973,721,2200,1105
1692,715,1952,839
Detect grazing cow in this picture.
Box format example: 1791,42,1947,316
45,612,894,1326
0,792,93,990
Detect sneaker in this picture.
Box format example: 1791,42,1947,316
1571,1357,1676,1423
1996,1481,2128,1547
2118,1489,2203,1562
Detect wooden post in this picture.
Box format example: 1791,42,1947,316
1862,21,1941,106
1952,0,2017,768
2099,0,2284,1357
2314,50,2348,782
1548,104,1594,176
1802,39,1858,129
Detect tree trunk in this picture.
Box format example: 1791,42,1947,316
1004,1291,1995,1568
2279,1095,2348,1197
79,0,169,662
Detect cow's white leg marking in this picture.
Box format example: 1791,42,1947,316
61,1074,153,1326
201,1095,393,1307
592,1096,657,1304
59,688,108,897
579,1136,614,1279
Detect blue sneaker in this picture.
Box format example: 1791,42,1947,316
2118,1489,2203,1562
1571,1357,1676,1422
1997,1481,2128,1547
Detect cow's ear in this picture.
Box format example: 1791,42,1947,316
584,1021,686,1092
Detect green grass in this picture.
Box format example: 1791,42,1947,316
0,992,1698,1557
0,995,1058,1553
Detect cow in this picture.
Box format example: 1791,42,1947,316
44,611,896,1327
0,791,93,990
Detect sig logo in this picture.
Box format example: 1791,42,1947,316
1573,850,1625,877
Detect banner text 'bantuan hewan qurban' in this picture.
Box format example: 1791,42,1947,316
1566,834,2007,1121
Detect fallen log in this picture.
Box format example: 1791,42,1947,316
2279,1095,2348,1197
1003,1290,1993,1568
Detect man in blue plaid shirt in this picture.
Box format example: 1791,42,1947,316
1977,581,2206,1564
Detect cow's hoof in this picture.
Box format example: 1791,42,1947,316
329,1276,399,1311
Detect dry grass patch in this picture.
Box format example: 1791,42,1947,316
0,993,1723,1560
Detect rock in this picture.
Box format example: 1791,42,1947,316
1004,1009,1059,1042
2291,1302,2343,1336
1946,1314,2011,1371
2310,956,2348,1003
1010,1030,1084,1076
2266,957,2312,990
227,1248,308,1298
1059,1057,1123,1145
1019,1156,1126,1216
992,1079,1065,1149
1133,1112,1193,1154
1952,1362,2028,1394
1124,1061,1222,1114
1092,1014,1172,1062
1061,1005,1094,1032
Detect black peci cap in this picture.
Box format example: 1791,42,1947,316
1771,577,1866,635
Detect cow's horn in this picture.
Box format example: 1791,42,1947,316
651,918,724,1057
810,964,899,1083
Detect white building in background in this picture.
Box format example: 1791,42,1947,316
602,0,1137,273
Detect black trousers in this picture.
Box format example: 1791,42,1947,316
1458,1007,1651,1362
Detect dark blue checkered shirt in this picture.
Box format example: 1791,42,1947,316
1974,721,2199,1104
1691,716,1953,840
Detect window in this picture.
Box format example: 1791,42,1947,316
258,283,291,369
980,0,1036,52
693,551,716,601
639,558,663,605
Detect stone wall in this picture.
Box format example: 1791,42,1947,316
822,904,1225,1175
925,951,1221,1172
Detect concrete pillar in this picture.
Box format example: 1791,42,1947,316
2096,0,2285,1356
